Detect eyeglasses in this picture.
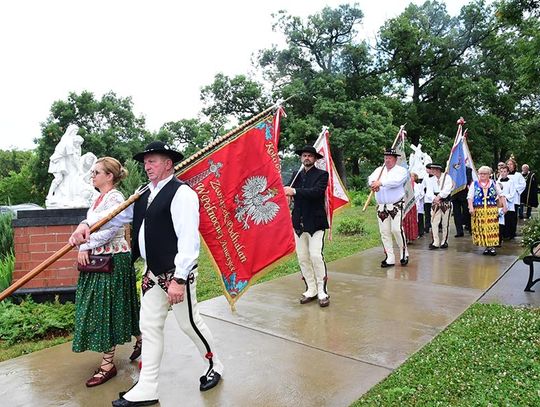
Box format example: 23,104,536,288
90,170,103,177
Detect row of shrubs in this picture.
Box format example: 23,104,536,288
0,296,75,345
0,211,14,292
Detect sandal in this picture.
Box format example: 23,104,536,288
86,349,117,387
129,338,142,361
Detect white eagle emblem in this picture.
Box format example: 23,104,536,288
234,176,280,230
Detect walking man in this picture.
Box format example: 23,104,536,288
284,145,330,307
368,147,409,267
70,141,224,407
426,164,453,249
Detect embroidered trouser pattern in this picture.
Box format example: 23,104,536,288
431,201,452,247
124,268,223,402
377,203,408,264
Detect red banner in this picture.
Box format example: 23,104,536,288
313,128,350,239
178,113,295,306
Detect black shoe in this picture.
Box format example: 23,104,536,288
299,294,318,304
129,339,142,361
380,260,395,268
200,370,221,391
440,243,448,249
429,244,438,250
483,248,490,255
111,397,158,407
454,233,464,238
488,248,497,256
400,256,409,266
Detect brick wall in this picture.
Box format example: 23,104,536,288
12,208,87,292
13,224,80,289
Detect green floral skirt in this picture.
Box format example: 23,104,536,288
72,252,140,353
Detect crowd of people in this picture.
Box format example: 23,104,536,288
63,137,537,406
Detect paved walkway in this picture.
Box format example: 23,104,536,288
1,225,538,407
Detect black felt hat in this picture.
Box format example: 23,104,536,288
294,145,323,159
430,163,443,170
383,147,400,157
133,141,184,163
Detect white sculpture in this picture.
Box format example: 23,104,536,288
45,124,99,209
409,143,432,180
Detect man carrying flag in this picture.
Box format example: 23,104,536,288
368,147,410,267
449,135,473,237
70,141,224,407
284,145,330,308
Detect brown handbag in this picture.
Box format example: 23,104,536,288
77,254,113,273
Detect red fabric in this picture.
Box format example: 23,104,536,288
403,179,418,242
313,129,350,239
178,114,295,305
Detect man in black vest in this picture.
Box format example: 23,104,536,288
284,145,330,308
70,142,223,407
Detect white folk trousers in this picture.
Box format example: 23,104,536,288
377,203,408,264
431,202,452,247
295,230,329,300
124,268,223,402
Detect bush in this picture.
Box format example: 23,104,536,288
349,189,374,208
0,251,14,292
335,217,365,235
0,211,14,259
521,215,540,248
0,297,75,345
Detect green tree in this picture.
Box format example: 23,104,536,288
200,73,271,123
0,162,41,205
0,149,33,179
375,0,498,151
256,4,392,183
158,118,224,159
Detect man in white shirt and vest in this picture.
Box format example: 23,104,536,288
426,164,453,249
70,141,223,407
368,147,409,267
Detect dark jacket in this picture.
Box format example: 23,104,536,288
289,166,329,235
132,177,183,275
522,172,539,208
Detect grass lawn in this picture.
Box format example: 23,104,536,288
0,335,72,363
353,303,540,406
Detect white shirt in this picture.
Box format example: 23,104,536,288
368,164,408,204
508,172,526,205
423,176,434,204
426,173,453,200
89,174,200,280
414,182,425,214
497,177,516,211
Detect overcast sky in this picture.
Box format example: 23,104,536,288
0,0,471,150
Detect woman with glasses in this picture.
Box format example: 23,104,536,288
468,166,507,256
73,157,141,387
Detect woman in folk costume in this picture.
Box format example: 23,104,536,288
468,166,507,256
74,157,141,387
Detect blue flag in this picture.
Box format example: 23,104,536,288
449,137,467,195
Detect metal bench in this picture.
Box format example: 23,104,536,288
522,240,540,292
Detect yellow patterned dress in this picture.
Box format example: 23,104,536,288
470,180,500,247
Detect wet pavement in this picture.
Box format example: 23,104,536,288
1,225,538,407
